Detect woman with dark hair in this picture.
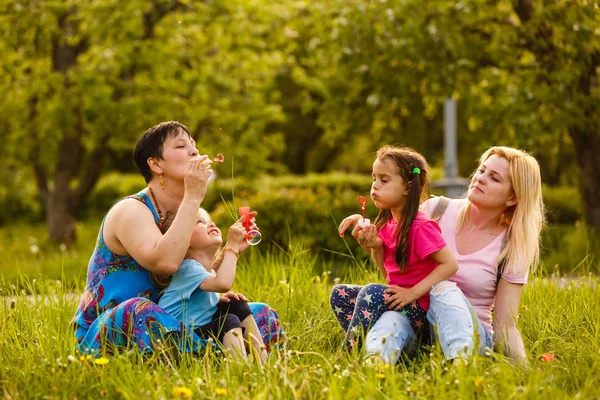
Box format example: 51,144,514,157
72,121,283,355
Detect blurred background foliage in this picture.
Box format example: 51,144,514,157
0,0,598,271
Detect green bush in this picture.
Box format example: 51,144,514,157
0,168,43,225
0,166,444,225
209,174,376,262
543,185,582,225
80,173,147,219
540,222,597,274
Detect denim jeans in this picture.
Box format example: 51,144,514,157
365,281,493,364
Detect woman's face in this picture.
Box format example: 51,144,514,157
468,154,516,210
158,130,199,180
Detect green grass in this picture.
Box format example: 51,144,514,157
0,221,98,292
1,236,599,399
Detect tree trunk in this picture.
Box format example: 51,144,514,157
46,191,77,245
569,127,600,261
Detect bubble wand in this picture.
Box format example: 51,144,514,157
357,196,371,228
238,206,262,245
198,153,225,168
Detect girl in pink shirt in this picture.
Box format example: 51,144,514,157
330,145,458,350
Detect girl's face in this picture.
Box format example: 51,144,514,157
370,158,408,210
157,130,199,180
468,154,516,210
189,209,222,251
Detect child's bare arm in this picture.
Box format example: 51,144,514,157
385,246,458,310
338,214,363,237
356,224,386,277
200,218,246,292
212,214,258,272
411,246,458,297
199,250,238,292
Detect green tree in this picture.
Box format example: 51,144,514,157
0,0,286,244
292,0,599,252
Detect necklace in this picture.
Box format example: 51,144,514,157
148,187,166,229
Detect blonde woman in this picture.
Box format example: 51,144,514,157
340,147,545,365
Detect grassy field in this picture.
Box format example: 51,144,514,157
1,224,600,399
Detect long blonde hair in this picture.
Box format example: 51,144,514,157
456,147,545,275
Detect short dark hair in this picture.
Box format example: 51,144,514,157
134,121,192,183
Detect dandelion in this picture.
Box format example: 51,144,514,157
80,355,93,361
172,387,193,397
215,387,227,395
93,357,110,366
376,373,386,379
542,353,555,362
380,364,391,371
474,376,484,387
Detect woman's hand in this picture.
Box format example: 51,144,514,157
219,291,249,303
384,286,419,310
353,224,383,250
338,214,363,237
238,211,258,254
183,155,213,202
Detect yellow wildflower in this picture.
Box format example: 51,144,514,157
474,376,484,387
93,357,110,366
172,387,193,397
376,373,386,379
215,387,228,395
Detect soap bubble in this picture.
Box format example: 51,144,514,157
245,230,262,245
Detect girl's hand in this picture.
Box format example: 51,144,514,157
225,216,247,247
220,291,249,303
338,214,363,237
184,155,213,202
239,211,258,254
354,224,382,250
384,286,419,310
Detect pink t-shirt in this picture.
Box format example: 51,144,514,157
378,211,447,310
421,197,528,336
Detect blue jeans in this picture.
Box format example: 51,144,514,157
365,281,493,364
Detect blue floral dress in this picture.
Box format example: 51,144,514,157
71,192,284,355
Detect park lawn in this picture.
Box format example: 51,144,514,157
1,241,599,400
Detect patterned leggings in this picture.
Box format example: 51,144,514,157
329,283,428,350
